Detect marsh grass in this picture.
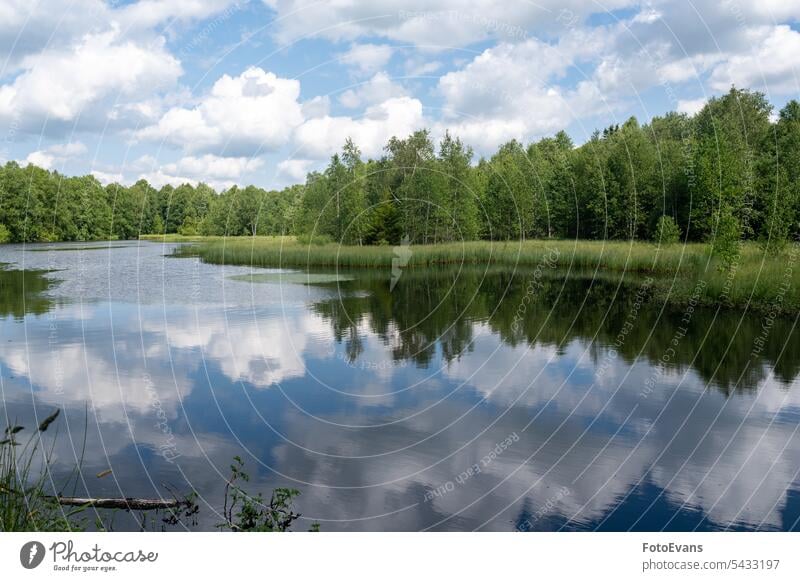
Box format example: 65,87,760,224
229,272,355,284
173,237,704,270
170,237,800,313
0,410,87,531
140,234,292,244
139,234,215,243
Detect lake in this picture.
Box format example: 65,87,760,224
1,240,800,531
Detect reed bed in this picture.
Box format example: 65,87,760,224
166,236,800,313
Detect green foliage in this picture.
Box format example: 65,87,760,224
363,201,402,245
0,164,301,242
217,456,317,532
482,140,530,240
295,233,334,245
654,215,681,244
691,88,773,241
712,205,742,269
299,139,368,244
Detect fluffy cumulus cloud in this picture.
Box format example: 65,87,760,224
0,27,181,130
24,141,87,169
0,0,242,133
590,1,800,98
91,170,124,185
0,0,108,70
339,72,408,109
136,154,263,189
435,36,605,150
165,154,264,180
294,96,425,159
339,43,394,75
135,67,304,155
0,0,240,68
709,25,800,94
676,98,707,116
277,158,315,182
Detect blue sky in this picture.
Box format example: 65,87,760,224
1,0,798,190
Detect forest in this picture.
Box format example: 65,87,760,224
1,88,799,256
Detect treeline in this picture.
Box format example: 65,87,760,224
1,87,799,252
0,165,303,243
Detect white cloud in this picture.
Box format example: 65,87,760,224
0,0,240,70
294,96,425,159
136,154,264,190
117,0,243,31
405,57,443,76
91,170,124,185
136,169,196,189
0,0,108,70
49,142,88,157
24,141,87,169
339,72,408,109
709,25,800,94
0,27,181,129
435,36,606,150
339,43,393,75
656,53,725,84
24,150,55,169
301,95,331,119
277,158,314,182
136,67,303,155
601,2,800,98
165,154,264,180
263,0,635,46
632,7,663,24
677,98,707,116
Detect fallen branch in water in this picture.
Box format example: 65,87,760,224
52,496,185,510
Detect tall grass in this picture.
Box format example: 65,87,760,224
140,234,292,244
170,237,800,313
175,237,706,270
0,410,85,531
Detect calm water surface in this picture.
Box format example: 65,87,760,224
2,240,800,531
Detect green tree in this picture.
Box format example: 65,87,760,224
692,88,772,242
483,140,532,240
437,131,478,241
654,215,681,244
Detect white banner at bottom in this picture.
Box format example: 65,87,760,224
0,532,796,580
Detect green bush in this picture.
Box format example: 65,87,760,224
0,224,10,244
295,233,334,246
711,206,742,270
217,456,318,532
654,215,681,245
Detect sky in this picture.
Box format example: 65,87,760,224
0,0,798,191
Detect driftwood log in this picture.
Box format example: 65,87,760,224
52,496,183,510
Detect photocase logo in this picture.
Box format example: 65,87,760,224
20,541,46,569
391,235,412,291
